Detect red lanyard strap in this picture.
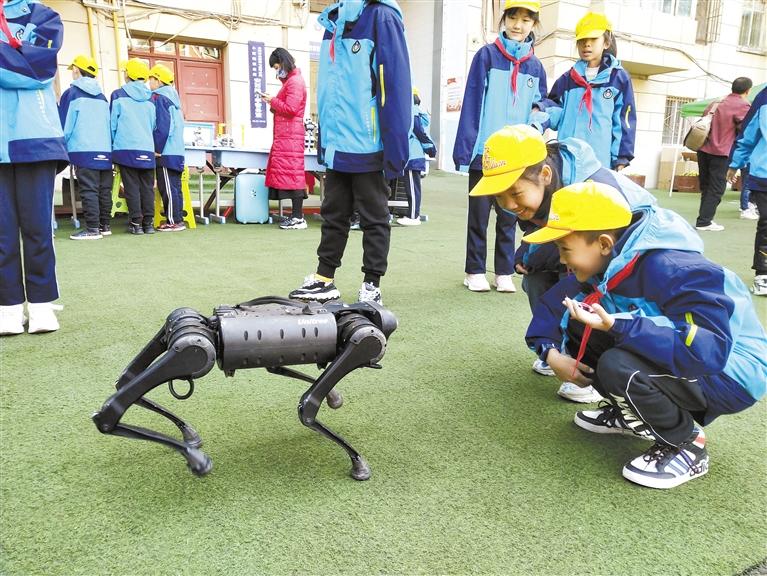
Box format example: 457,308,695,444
0,0,23,49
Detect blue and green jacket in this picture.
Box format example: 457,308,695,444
0,0,67,164
730,86,767,192
406,104,436,172
526,205,766,424
110,80,156,169
58,77,112,169
453,33,548,172
316,0,412,180
545,54,636,169
152,84,185,172
515,138,701,274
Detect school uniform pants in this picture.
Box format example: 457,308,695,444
156,166,183,224
403,169,422,219
119,165,155,225
316,170,390,286
75,166,114,230
466,169,516,275
695,151,729,227
750,188,767,275
0,161,59,306
563,322,708,446
521,270,562,313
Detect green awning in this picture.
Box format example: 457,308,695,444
680,83,766,118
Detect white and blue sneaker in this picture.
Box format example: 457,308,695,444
358,282,382,305
532,359,555,376
622,428,709,489
558,382,603,403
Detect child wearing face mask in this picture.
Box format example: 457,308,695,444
453,0,548,294
544,12,636,171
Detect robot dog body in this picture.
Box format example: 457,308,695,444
93,297,397,480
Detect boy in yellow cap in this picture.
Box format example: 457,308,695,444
471,124,703,403
523,181,767,488
59,55,113,240
110,58,156,234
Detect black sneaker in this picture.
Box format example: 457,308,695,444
70,228,102,240
143,224,156,234
574,401,653,439
622,429,709,489
128,222,144,235
289,274,341,302
99,224,112,236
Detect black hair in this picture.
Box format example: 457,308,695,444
498,7,541,42
518,142,563,221
79,69,96,79
579,228,625,244
268,47,295,73
732,77,753,95
413,94,421,106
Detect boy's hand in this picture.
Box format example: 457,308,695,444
726,168,739,185
515,263,529,275
546,349,594,387
564,297,615,332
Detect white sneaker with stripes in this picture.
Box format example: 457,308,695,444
622,429,709,489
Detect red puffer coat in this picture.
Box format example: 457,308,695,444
265,68,307,191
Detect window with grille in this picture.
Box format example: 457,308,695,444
663,96,694,145
739,0,766,51
696,0,722,44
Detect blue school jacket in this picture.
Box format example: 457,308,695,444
406,104,436,172
526,210,767,425
152,84,185,172
452,33,548,172
515,138,703,274
58,77,112,169
0,0,67,164
110,80,156,169
546,54,636,169
316,0,412,180
730,86,767,192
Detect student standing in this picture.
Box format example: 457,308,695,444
289,0,411,305
59,55,114,240
149,64,186,232
453,0,548,293
0,0,68,335
544,12,636,171
110,58,156,235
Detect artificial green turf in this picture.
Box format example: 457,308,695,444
1,171,765,576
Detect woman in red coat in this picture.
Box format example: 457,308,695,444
263,48,308,230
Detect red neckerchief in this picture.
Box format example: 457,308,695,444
0,0,22,49
494,37,533,103
329,28,336,63
569,68,595,131
571,253,641,377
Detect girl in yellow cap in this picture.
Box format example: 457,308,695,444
543,12,636,172
452,0,548,294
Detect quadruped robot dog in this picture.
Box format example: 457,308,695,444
92,297,397,480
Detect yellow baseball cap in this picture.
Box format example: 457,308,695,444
523,181,632,244
575,12,612,41
412,86,420,97
469,125,547,197
122,58,150,81
504,0,541,12
149,64,174,85
69,54,98,76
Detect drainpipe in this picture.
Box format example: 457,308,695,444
112,0,122,85
85,5,97,58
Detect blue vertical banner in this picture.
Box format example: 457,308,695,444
249,41,267,129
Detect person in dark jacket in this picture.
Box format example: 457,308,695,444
0,0,68,335
694,76,752,232
262,48,308,230
110,58,156,235
289,0,412,305
149,63,186,232
59,54,113,240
